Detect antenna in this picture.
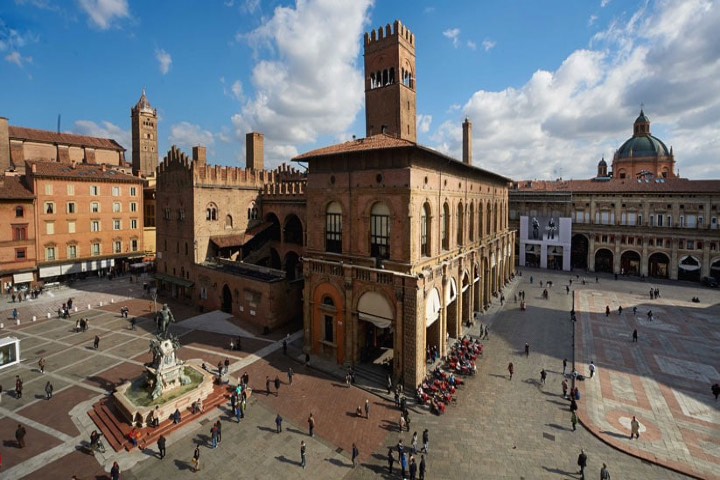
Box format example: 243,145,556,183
57,114,61,133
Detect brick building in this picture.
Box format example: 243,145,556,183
0,174,37,293
510,110,720,281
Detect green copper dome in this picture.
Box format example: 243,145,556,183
615,109,671,159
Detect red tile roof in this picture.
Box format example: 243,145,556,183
293,133,416,160
513,177,720,194
0,175,34,200
9,126,125,151
27,161,142,183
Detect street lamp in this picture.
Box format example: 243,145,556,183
570,293,577,393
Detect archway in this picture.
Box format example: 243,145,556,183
571,234,589,269
648,252,669,279
283,214,303,245
446,277,458,339
425,288,441,361
525,244,540,268
678,255,701,282
546,246,563,271
594,249,613,273
264,213,281,242
461,272,471,334
357,291,394,364
482,257,491,309
711,258,720,281
620,250,641,276
269,247,281,270
284,251,300,281
221,284,232,314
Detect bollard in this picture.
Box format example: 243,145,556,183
111,299,114,304
99,301,103,307
16,319,20,325
75,306,78,312
47,312,51,319
32,316,36,322
0,322,3,329
88,304,91,310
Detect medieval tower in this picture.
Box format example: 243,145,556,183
364,20,417,143
131,89,159,176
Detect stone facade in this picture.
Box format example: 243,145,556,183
0,174,37,292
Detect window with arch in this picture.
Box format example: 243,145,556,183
421,203,431,256
206,203,218,221
441,202,450,250
247,203,259,221
225,214,233,229
486,203,492,235
370,202,391,259
469,203,475,241
15,206,24,218
457,203,464,246
325,201,342,254
478,202,484,238
494,202,500,232
322,296,335,343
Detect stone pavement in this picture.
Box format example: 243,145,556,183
0,271,717,479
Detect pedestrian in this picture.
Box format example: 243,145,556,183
282,338,288,355
387,447,395,474
618,305,623,315
508,362,514,380
400,451,408,478
422,428,429,453
235,404,242,423
419,454,426,480
570,398,578,413
274,375,281,396
12,308,18,321
632,329,638,343
308,413,315,437
605,305,610,317
75,319,80,333
562,378,568,398
352,443,359,468
399,414,406,432
275,413,283,433
300,440,307,469
209,423,218,449
131,317,137,330
566,285,570,294
266,376,271,396
409,455,417,479
215,419,222,443
571,411,578,431
364,399,370,419
15,375,23,399
288,367,294,385
525,343,530,357
110,461,120,480
305,352,310,366
45,381,53,400
192,443,201,472
589,361,596,378
540,368,547,384
15,423,26,448
93,335,100,349
563,358,567,375
600,463,611,479
630,416,640,439
172,408,181,424
411,431,418,454
577,449,587,479
387,374,393,394
38,357,46,374
157,434,166,459
483,326,489,339
712,383,720,401
633,306,637,315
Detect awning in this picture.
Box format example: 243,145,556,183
210,222,273,249
13,272,34,283
426,288,441,327
154,272,194,288
678,255,701,271
357,291,393,329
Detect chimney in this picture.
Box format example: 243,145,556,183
0,117,9,172
246,132,264,171
462,118,472,165
192,146,207,164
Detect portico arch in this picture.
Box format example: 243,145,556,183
445,276,458,339
357,291,394,364
678,255,701,282
571,234,589,269
594,248,613,273
648,252,669,279
425,288,442,357
620,250,641,276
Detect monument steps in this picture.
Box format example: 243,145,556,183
88,382,230,452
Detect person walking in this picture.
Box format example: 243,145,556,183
274,375,281,396
157,434,166,459
525,343,530,357
571,411,578,431
387,374,393,394
15,375,23,399
275,414,283,433
288,367,294,385
411,431,418,454
352,443,359,468
300,440,307,469
215,419,222,443
400,451,408,478
589,361,596,379
540,368,547,384
422,428,429,453
38,357,46,374
409,455,417,479
45,381,53,400
15,424,26,448
605,305,610,317
93,335,100,349
630,416,640,439
308,413,315,437
192,444,201,472
562,378,569,398
508,362,514,380
266,376,271,396
600,463,611,479
632,329,638,343
131,317,137,330
110,461,120,480
399,414,407,432
364,399,370,419
387,447,395,474
563,358,568,375
419,454,426,480
209,423,218,449
577,449,587,479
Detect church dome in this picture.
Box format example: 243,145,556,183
615,109,671,159
598,158,607,167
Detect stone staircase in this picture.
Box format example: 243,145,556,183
88,382,231,452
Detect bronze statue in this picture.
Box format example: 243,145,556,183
156,304,175,337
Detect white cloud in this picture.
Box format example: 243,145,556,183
466,40,476,50
231,0,372,167
5,51,32,67
443,28,460,48
429,0,720,181
601,0,611,7
73,120,130,150
588,14,599,26
481,39,496,52
77,0,130,30
155,48,172,75
169,122,215,148
417,114,432,134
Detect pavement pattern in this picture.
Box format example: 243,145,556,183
0,270,717,479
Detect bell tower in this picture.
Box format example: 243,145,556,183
364,20,417,143
131,89,158,176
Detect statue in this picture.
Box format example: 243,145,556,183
156,304,175,337
532,217,540,239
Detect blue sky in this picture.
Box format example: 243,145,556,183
1,0,718,180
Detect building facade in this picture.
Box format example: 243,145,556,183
510,111,720,282
0,174,37,293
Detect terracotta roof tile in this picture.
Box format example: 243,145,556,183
27,161,142,183
9,126,125,151
293,134,416,160
513,177,720,194
0,175,34,200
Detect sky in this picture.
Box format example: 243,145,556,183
1,0,719,181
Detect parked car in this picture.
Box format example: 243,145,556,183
701,276,719,287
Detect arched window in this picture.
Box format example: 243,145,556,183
370,202,390,259
325,201,342,254
486,203,492,235
15,206,24,218
494,201,500,233
322,296,335,343
441,202,450,250
206,203,218,221
478,202,484,238
457,203,464,246
421,203,431,256
469,202,475,241
225,214,233,229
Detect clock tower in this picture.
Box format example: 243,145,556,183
131,89,158,176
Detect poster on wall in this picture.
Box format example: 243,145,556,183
527,216,560,241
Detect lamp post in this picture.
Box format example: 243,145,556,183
570,291,577,393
